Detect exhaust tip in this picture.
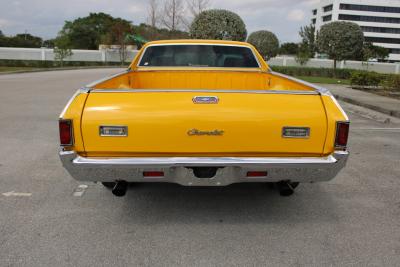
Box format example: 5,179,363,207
112,181,128,197
276,181,295,197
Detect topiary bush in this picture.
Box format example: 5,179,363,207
317,21,364,69
190,9,247,41
247,30,279,60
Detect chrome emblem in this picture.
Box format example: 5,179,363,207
188,129,224,136
192,96,219,104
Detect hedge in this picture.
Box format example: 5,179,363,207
0,59,127,68
271,66,353,80
273,66,399,91
349,71,384,87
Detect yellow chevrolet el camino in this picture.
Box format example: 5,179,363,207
59,40,349,197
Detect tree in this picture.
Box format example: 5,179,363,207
183,0,211,30
112,20,134,64
43,39,56,48
0,33,43,48
187,0,211,17
299,24,316,56
190,9,247,41
133,23,189,41
317,21,364,71
279,42,299,55
59,13,132,49
0,30,7,47
147,0,159,28
162,0,185,31
54,34,73,67
361,42,390,64
247,31,279,60
295,43,311,65
374,45,390,62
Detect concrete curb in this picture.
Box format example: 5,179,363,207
333,94,400,119
0,66,126,75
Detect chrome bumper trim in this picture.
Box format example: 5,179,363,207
60,151,349,186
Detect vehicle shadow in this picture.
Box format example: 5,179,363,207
117,182,339,225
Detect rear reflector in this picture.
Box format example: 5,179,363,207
282,127,310,138
335,122,350,149
59,119,73,146
143,171,164,177
247,171,268,177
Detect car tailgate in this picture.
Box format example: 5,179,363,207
81,91,327,156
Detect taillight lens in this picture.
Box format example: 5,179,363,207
335,121,349,149
143,171,164,177
247,171,268,177
59,119,73,146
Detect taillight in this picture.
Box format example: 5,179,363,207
143,171,164,177
59,119,73,146
335,121,349,149
247,171,268,177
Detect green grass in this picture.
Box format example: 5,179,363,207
0,66,42,73
295,76,351,85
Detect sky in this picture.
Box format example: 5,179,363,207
0,0,320,43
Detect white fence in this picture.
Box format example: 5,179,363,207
1,47,400,74
0,47,139,63
268,56,400,74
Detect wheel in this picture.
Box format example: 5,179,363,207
101,182,116,189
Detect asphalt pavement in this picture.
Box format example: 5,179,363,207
0,69,399,267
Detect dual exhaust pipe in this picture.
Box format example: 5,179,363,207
111,181,128,197
109,180,297,197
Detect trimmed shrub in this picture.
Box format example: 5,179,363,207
190,9,247,41
317,21,364,68
247,31,279,60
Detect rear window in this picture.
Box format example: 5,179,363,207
138,45,259,68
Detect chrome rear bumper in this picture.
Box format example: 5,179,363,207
59,151,349,186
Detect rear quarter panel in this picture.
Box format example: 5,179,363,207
321,95,349,155
59,91,88,152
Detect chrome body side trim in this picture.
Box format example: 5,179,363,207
88,89,320,95
60,151,349,186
